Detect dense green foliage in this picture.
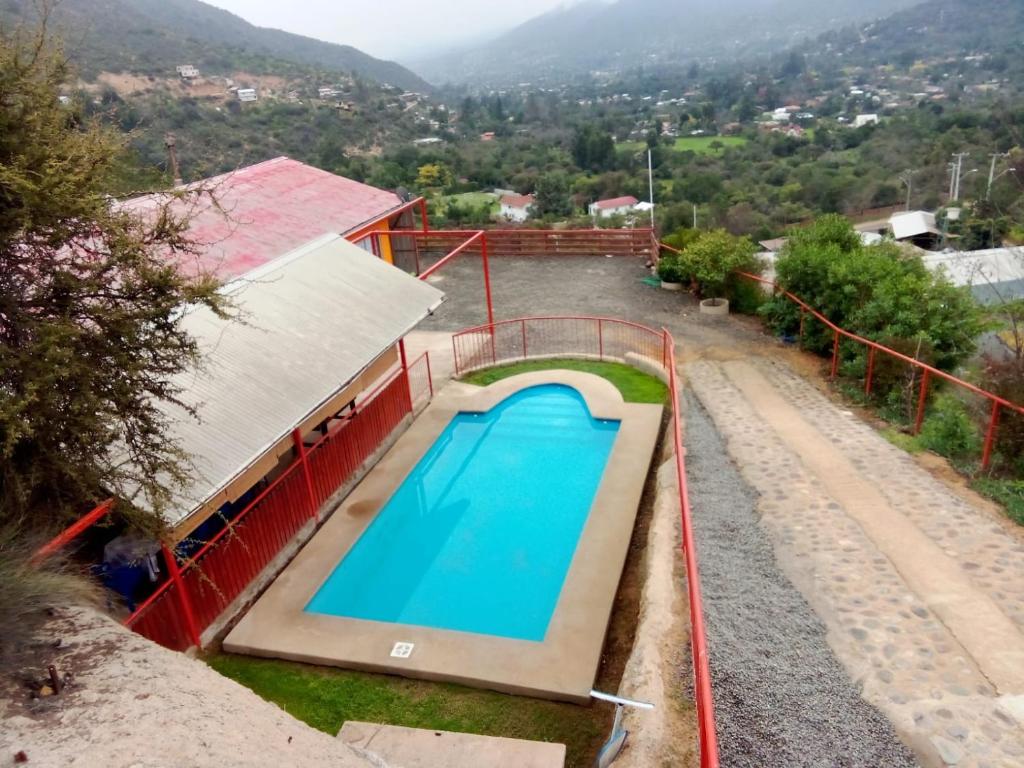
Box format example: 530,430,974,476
208,654,610,767
0,22,224,658
762,216,985,372
918,394,983,462
462,360,668,405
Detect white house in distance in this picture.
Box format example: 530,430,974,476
237,88,258,103
500,194,535,223
590,195,640,219
854,114,880,128
889,210,942,250
176,65,199,79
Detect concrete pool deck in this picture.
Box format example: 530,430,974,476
224,371,662,702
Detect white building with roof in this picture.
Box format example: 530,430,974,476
155,233,444,534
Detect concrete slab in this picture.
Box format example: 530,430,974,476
337,721,566,768
224,370,662,701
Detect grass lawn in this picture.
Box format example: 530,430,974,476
206,653,610,766
672,135,747,154
461,359,668,404
618,136,747,156
439,191,498,212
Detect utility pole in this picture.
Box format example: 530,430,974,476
951,152,969,201
647,150,656,228
165,133,183,186
898,170,916,211
987,152,1011,200
693,204,698,230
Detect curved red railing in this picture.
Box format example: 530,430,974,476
452,316,720,768
657,241,1024,469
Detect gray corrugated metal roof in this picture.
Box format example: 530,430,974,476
159,234,444,526
923,247,1024,305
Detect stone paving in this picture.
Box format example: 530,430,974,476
686,356,1024,767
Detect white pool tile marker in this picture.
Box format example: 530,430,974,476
390,642,415,659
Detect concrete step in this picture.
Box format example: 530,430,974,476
337,721,566,768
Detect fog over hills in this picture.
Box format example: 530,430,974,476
0,0,432,91
416,0,922,86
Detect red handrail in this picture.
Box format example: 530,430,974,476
32,498,116,565
450,316,719,767
665,329,719,768
657,240,1024,469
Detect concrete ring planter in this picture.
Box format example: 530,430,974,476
660,280,683,291
699,298,730,316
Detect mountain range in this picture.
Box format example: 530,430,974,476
0,0,432,92
416,0,923,86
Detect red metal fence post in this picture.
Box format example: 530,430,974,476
598,318,604,361
161,542,201,649
865,347,876,396
419,197,429,233
914,369,931,435
291,428,319,521
521,319,528,360
398,338,413,411
481,233,495,328
982,400,1001,470
799,309,806,347
830,331,840,379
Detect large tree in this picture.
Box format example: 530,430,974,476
1,20,224,549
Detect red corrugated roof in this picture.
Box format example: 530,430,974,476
122,157,404,279
593,195,640,210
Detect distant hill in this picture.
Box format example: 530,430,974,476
812,0,1024,66
0,0,433,92
418,0,921,86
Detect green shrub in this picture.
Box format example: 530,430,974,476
682,229,761,299
981,359,1024,474
656,253,687,284
760,215,985,373
972,478,1024,526
725,271,768,315
918,393,982,461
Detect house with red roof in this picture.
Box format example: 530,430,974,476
122,157,419,279
589,195,640,219
499,193,535,223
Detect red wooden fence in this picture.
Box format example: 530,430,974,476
121,358,428,650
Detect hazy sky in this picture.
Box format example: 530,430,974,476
204,0,572,61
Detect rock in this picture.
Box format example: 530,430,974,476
38,686,54,697
931,735,964,765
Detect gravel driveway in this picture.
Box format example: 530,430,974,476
682,391,919,768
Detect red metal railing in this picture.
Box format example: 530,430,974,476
665,330,719,768
121,355,431,650
732,269,1024,469
452,316,667,376
655,238,1024,470
450,316,719,767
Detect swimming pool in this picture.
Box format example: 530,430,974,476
305,384,620,641
225,370,662,700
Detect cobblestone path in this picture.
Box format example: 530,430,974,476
686,355,1024,767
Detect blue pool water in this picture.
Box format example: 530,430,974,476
305,384,620,641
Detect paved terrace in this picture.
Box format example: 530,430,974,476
410,253,1024,768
